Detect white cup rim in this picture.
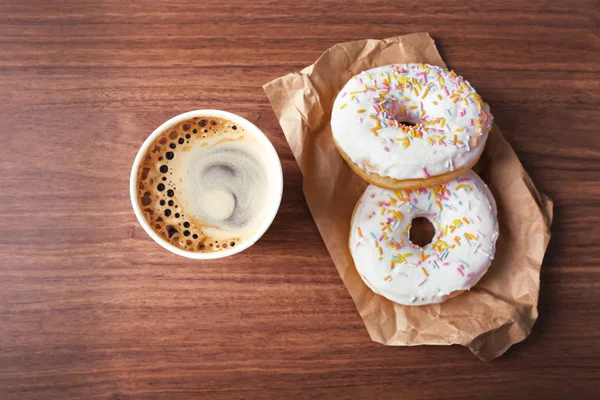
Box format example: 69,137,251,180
130,109,283,259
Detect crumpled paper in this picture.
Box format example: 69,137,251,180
264,32,553,361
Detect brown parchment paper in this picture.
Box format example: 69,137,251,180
264,32,553,361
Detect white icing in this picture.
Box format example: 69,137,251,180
331,63,493,180
350,170,498,306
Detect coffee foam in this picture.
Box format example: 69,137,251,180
136,117,273,253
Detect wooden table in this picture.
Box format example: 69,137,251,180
1,1,598,399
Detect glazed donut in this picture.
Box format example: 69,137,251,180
349,170,498,306
331,63,493,190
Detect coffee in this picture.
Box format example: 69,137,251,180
135,116,274,253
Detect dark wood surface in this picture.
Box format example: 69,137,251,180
1,1,599,399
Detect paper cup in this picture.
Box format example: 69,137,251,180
130,110,283,259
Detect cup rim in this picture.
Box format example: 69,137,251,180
130,109,283,259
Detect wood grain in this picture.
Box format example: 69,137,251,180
1,1,599,399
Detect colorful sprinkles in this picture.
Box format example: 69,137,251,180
351,171,498,305
334,63,493,179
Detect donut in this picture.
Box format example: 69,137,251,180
349,170,498,306
331,63,493,190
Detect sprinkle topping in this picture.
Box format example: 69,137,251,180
332,63,494,181
349,170,499,306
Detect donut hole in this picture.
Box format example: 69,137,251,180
409,217,435,247
396,120,418,127
393,109,421,128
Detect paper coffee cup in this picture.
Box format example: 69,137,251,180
130,110,283,259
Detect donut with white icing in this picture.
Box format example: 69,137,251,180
349,170,498,306
332,63,493,190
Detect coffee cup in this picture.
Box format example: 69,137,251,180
130,110,283,259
